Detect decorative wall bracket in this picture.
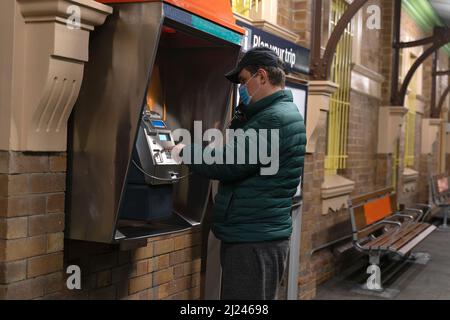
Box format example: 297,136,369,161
377,106,408,154
321,174,355,215
0,0,112,151
445,123,450,154
402,168,419,194
306,81,339,154
422,118,442,155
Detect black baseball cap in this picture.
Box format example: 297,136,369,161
225,47,285,84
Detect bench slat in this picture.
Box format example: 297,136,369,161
361,222,427,251
363,222,416,250
397,225,437,256
361,227,402,250
381,223,429,251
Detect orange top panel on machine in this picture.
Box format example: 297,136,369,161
95,0,246,35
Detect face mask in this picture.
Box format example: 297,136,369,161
239,73,259,105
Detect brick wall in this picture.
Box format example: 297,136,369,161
360,0,383,73
344,91,385,193
298,112,327,300
0,151,66,299
277,0,292,31
380,0,394,105
0,151,204,300
296,0,449,300
291,0,312,47
400,10,449,205
58,230,202,300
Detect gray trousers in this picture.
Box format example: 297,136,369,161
220,239,290,300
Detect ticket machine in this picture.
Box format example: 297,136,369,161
66,0,244,244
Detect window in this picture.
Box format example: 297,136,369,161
325,0,354,176
231,0,278,25
404,52,419,168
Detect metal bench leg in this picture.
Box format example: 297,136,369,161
443,207,449,229
369,254,380,266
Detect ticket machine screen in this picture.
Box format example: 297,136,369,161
151,120,166,128
158,133,170,141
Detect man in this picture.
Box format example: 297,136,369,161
172,47,306,300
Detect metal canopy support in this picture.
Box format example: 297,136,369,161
431,51,438,117
310,0,369,80
393,27,450,107
435,70,450,76
391,0,402,104
433,69,450,117
437,86,450,115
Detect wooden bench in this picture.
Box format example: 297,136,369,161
429,174,450,227
348,188,437,269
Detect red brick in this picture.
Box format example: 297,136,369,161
27,252,63,277
1,276,46,299
28,213,64,236
183,259,201,276
153,267,174,286
133,245,153,260
46,193,65,213
0,260,27,284
7,174,29,196
8,153,49,174
0,235,46,262
133,259,148,277
49,155,67,173
44,272,64,294
173,264,184,279
169,250,186,266
165,289,190,300
0,175,8,197
155,283,170,299
168,275,191,295
0,197,6,217
129,274,152,294
0,152,9,174
154,254,169,271
29,173,65,194
46,232,64,253
191,273,201,287
146,257,155,273
1,195,46,218
153,239,174,256
0,217,28,239
173,235,187,250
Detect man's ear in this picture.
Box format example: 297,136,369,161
258,68,268,85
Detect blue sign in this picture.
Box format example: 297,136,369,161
236,20,310,75
163,4,243,46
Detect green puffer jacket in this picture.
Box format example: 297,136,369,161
186,90,306,243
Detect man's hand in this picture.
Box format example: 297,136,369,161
164,143,186,163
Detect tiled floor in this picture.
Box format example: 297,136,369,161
315,224,450,300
